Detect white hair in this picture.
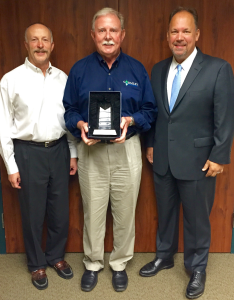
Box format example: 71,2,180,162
24,23,53,42
92,7,124,31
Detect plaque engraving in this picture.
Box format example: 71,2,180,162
98,107,111,129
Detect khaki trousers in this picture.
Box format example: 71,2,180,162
77,135,142,271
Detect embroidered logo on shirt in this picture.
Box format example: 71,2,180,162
123,80,138,87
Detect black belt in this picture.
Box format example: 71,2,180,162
100,131,136,144
14,135,66,148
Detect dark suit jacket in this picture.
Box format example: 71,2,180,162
148,48,234,180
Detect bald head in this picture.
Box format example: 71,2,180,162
25,23,53,43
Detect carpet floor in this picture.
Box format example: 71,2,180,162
0,253,233,300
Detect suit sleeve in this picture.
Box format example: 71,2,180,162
209,62,234,164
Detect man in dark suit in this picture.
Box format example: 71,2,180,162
139,7,234,299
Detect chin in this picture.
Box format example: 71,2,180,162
34,57,46,63
101,51,114,57
173,51,186,60
35,59,47,65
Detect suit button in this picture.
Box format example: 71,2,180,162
169,120,172,124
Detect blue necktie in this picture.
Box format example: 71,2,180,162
170,64,182,112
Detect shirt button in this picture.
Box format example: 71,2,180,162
109,88,111,90
108,73,111,75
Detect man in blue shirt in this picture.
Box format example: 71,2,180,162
63,7,157,292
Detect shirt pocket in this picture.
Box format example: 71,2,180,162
121,86,141,101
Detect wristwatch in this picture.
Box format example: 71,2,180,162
129,116,134,126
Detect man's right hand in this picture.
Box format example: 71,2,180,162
77,121,100,146
8,172,21,189
146,147,153,164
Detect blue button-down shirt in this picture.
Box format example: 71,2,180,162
63,51,157,138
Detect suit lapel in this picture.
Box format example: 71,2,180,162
171,49,204,112
161,58,172,115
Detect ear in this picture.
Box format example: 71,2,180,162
195,29,200,42
91,30,95,42
24,41,29,51
166,31,169,42
51,42,54,52
121,29,126,42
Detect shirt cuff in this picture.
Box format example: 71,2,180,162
132,112,151,132
6,156,19,175
69,146,78,158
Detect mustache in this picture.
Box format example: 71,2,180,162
102,41,115,45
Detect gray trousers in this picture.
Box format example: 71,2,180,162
154,167,216,272
14,137,70,272
77,135,142,271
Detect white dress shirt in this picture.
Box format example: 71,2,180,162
0,58,77,175
167,47,197,104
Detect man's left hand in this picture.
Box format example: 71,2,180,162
111,117,132,144
70,158,78,175
202,159,224,177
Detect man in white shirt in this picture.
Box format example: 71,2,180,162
139,7,234,299
0,23,77,290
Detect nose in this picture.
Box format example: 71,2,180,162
37,40,44,48
176,32,184,41
105,30,112,40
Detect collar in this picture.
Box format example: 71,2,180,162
24,57,52,73
171,47,197,71
95,49,122,67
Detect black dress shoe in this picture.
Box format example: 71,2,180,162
139,257,174,277
186,271,206,299
112,270,128,292
81,270,98,292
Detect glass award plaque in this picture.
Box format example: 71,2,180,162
88,91,121,139
93,107,116,135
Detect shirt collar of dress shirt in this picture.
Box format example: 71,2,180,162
171,47,197,72
95,49,122,68
25,57,52,74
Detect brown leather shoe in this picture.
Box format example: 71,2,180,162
53,260,73,279
31,269,48,290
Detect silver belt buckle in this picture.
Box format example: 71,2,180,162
45,141,49,148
